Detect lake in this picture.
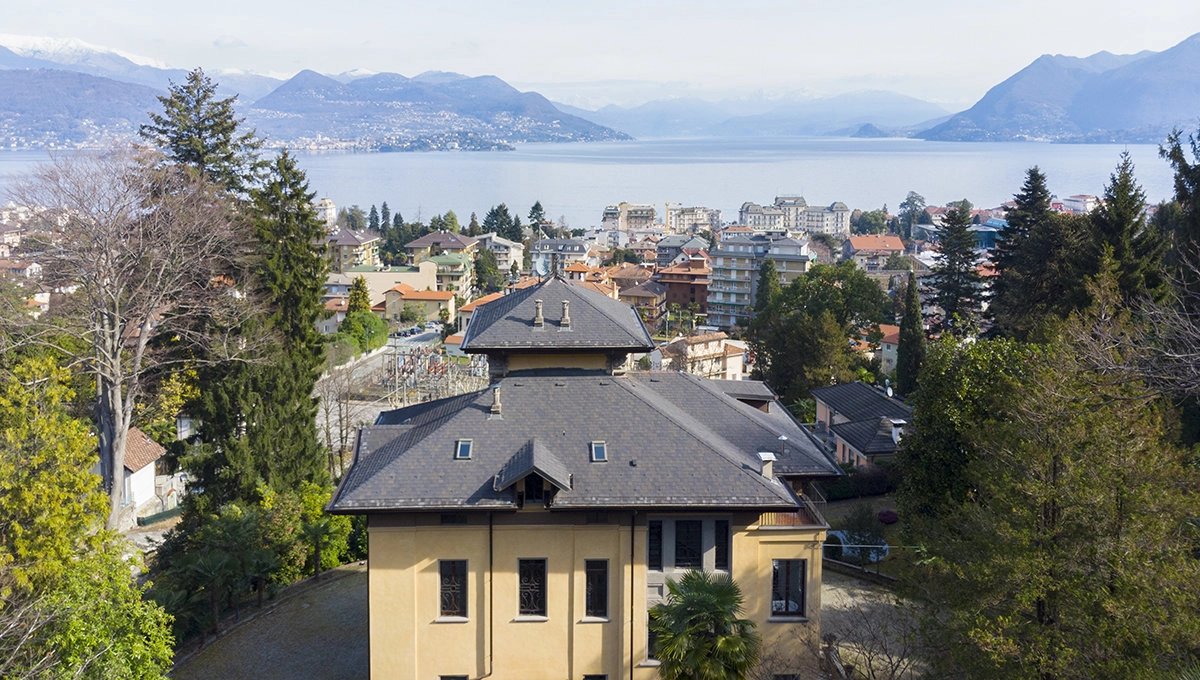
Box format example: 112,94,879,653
0,137,1180,227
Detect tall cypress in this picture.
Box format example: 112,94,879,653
896,270,924,396
928,202,982,335
754,259,781,314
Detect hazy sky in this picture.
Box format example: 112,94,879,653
7,0,1200,107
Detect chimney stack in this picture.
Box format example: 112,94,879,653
890,418,906,445
490,387,502,416
757,451,777,480
561,300,571,329
534,299,544,327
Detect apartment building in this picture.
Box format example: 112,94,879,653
530,238,597,276
664,204,721,234
477,232,526,273
707,235,812,328
327,228,383,273
601,202,657,232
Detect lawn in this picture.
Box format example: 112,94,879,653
821,494,912,580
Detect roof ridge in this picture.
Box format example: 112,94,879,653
610,376,793,503
561,278,653,345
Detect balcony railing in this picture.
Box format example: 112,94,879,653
758,493,827,528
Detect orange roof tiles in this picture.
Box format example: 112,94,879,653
848,235,904,252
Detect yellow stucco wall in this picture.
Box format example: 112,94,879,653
507,353,608,372
367,511,824,679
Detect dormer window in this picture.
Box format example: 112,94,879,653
590,441,607,463
455,439,473,460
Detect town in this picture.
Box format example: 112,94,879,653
3,22,1200,680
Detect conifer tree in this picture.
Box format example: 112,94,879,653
1084,152,1167,303
529,200,546,225
474,248,503,293
139,67,265,195
189,152,329,504
906,264,1200,679
467,212,481,236
347,276,371,314
368,204,380,232
380,202,390,230
754,259,781,314
991,168,1052,335
927,202,981,334
1161,126,1200,258
896,270,923,395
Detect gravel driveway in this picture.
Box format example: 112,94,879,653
172,565,368,680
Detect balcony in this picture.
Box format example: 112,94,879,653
757,491,827,528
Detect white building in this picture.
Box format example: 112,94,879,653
314,197,338,229
530,238,598,276
665,204,722,233
738,202,786,230
477,232,526,273
600,202,657,232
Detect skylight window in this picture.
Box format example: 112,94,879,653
590,441,607,463
455,439,473,460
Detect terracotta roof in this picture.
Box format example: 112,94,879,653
324,297,349,312
848,235,904,252
388,282,417,294
444,333,464,346
563,262,593,273
458,291,504,313
398,289,454,301
124,426,166,473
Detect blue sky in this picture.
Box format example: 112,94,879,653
6,0,1200,107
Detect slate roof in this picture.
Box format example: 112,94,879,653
329,372,841,513
405,232,479,250
709,379,776,401
832,418,905,456
495,439,573,491
460,275,653,352
811,381,912,422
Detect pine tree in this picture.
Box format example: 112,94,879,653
991,167,1051,333
139,67,265,195
474,248,503,293
753,259,781,313
189,152,329,503
467,212,481,236
347,276,371,314
368,204,380,232
896,270,923,395
380,202,390,230
443,210,460,234
1083,152,1167,304
529,200,546,225
906,267,1200,679
484,204,517,241
927,202,981,334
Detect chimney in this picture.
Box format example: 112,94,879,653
561,300,571,329
534,299,544,327
890,418,906,445
490,387,502,416
757,451,777,480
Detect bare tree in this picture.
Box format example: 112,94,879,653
2,149,256,529
315,361,369,479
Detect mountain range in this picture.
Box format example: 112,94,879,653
557,91,951,139
0,36,627,150
1,32,1198,149
920,32,1200,142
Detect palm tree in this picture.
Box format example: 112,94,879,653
649,571,761,680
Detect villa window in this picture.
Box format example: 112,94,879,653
771,559,806,618
590,441,608,463
674,520,702,568
439,560,467,617
648,521,663,571
714,520,730,571
585,560,608,618
518,558,547,616
524,475,546,503
454,439,472,460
